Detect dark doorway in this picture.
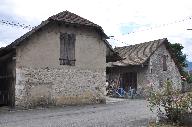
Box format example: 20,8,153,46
120,72,137,92
0,52,15,107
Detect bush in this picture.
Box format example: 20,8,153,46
187,75,192,84
147,81,192,125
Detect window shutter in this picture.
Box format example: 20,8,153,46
68,33,76,66
60,33,69,65
60,33,64,65
163,55,167,71
60,33,76,66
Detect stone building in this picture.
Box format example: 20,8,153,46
0,11,119,108
107,38,181,95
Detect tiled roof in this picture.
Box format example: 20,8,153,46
49,11,100,28
0,11,108,56
114,38,167,65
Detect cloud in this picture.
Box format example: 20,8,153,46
110,19,192,61
0,0,41,45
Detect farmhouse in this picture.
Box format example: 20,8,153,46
107,38,181,96
0,11,119,108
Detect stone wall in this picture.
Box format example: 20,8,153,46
15,67,105,108
146,44,181,90
15,22,107,108
107,43,181,96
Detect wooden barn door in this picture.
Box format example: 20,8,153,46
0,54,16,107
121,72,137,92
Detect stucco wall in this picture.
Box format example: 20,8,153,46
15,23,106,108
16,23,106,70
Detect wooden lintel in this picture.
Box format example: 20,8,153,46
0,51,15,62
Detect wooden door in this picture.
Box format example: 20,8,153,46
0,57,16,107
121,72,137,92
0,76,9,106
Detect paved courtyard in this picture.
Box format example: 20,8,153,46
0,98,156,127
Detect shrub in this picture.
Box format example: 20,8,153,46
147,81,192,125
187,75,192,84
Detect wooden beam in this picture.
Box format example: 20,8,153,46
0,51,15,62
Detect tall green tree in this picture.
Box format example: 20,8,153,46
168,42,188,76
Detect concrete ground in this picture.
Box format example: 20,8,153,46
0,98,156,127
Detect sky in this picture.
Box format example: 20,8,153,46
0,0,192,61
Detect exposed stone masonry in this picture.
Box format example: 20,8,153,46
107,43,181,97
15,67,106,108
146,44,181,90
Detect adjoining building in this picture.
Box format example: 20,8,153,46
107,38,181,96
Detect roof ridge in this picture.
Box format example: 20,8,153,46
115,38,167,49
0,10,108,55
115,38,168,65
49,10,101,28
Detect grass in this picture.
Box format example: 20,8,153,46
149,122,188,127
148,120,188,127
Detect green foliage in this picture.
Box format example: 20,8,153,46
147,81,192,124
168,43,191,83
168,43,188,74
187,74,192,83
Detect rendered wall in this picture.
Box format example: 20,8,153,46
15,23,106,108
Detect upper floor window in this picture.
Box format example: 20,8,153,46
163,55,167,71
59,33,76,66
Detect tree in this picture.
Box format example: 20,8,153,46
168,43,188,76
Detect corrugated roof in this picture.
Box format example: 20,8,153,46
114,38,167,65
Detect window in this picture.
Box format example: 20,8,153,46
150,68,153,74
159,80,163,88
163,55,167,71
59,33,76,66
